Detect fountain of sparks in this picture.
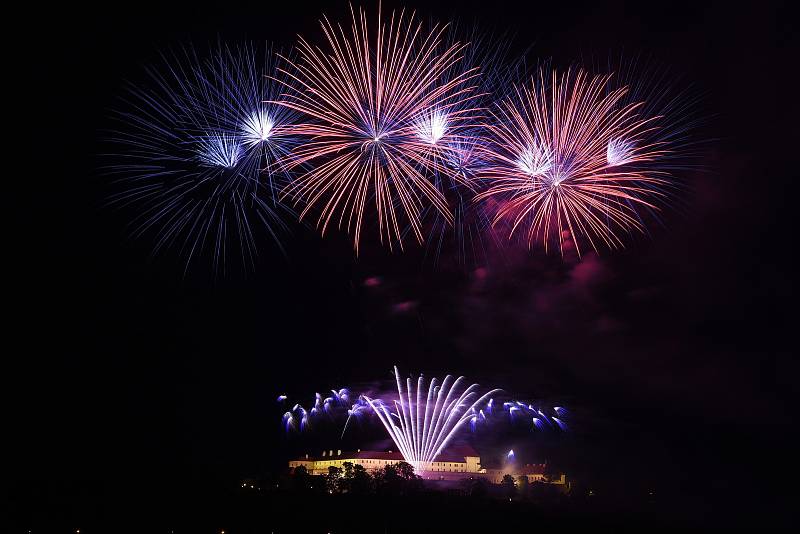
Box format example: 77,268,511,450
363,366,501,474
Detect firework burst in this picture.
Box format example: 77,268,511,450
603,54,706,197
476,67,673,255
418,29,524,267
274,6,481,253
363,366,500,473
105,43,300,273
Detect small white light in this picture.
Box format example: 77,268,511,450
517,146,552,178
242,111,275,146
415,110,447,145
607,138,634,166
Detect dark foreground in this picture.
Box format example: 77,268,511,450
9,482,792,533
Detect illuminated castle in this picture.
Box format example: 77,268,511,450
289,446,566,484
290,446,480,480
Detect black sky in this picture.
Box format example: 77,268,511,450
11,0,796,528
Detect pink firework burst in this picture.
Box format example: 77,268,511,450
274,5,480,253
476,68,671,255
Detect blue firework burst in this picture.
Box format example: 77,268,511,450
105,42,302,273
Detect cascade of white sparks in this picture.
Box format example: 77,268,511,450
363,366,500,474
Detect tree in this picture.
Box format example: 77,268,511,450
342,461,354,479
293,465,308,476
395,461,418,481
501,474,516,499
337,461,355,493
374,462,422,495
517,475,529,499
291,465,311,492
461,477,489,498
325,466,342,493
395,461,423,493
373,463,399,494
350,463,372,494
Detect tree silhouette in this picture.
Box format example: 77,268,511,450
395,461,418,481
517,475,530,499
501,474,516,499
461,477,489,498
374,462,422,495
325,466,342,493
350,463,372,494
291,465,311,492
337,461,355,493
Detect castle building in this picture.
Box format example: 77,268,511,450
482,463,567,485
289,446,566,485
289,446,482,480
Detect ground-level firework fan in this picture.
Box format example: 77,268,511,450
362,367,500,473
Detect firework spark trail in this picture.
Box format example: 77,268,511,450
417,29,524,266
363,366,500,473
600,55,706,230
475,67,672,256
273,6,481,253
494,398,565,432
281,388,566,435
105,43,300,272
341,401,370,439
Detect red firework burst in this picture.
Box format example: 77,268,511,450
476,68,671,255
274,5,480,253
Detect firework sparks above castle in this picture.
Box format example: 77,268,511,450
104,4,699,271
278,366,567,479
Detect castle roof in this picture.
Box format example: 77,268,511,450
295,450,405,462
294,444,480,464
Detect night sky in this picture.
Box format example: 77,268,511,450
12,0,795,528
